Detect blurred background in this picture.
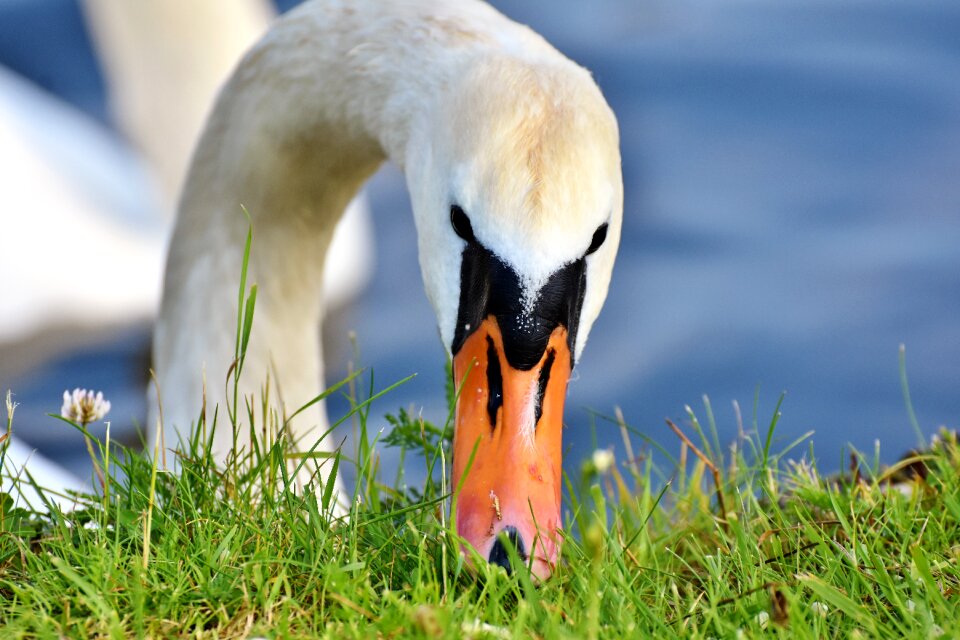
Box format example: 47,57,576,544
1,0,958,491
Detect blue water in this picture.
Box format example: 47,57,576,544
2,0,959,482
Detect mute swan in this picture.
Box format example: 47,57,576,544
80,0,374,308
0,0,371,346
0,0,369,508
0,65,164,346
154,0,622,579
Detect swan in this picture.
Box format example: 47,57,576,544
154,0,622,579
0,0,373,508
0,65,164,346
81,0,375,308
0,0,372,349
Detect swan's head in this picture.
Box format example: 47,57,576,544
405,57,622,579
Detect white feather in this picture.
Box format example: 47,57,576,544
154,0,623,510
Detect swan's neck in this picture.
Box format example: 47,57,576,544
153,0,556,459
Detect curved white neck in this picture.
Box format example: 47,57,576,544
152,0,558,459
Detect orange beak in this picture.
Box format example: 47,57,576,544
452,315,571,579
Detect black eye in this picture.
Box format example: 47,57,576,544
585,223,608,255
450,205,475,242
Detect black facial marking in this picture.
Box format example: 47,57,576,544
534,348,555,425
450,205,475,242
451,238,588,371
486,335,503,429
586,223,608,255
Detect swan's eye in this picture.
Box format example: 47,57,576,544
450,205,475,242
585,223,608,255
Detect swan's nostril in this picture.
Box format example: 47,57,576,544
488,526,527,573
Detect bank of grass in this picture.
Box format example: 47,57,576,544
2,239,957,637
0,367,958,638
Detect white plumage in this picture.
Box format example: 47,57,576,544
153,0,622,530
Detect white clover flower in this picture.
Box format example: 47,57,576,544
754,611,770,629
810,601,828,616
61,388,111,425
462,619,510,639
592,448,615,474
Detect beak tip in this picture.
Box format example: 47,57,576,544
487,526,526,574
452,317,570,581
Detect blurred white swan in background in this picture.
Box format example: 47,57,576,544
0,0,373,507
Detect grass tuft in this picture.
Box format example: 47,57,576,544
1,377,958,637
1,232,956,636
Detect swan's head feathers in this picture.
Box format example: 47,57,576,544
408,55,623,360
403,54,622,577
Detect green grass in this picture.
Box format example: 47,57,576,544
2,239,956,638
1,369,958,638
